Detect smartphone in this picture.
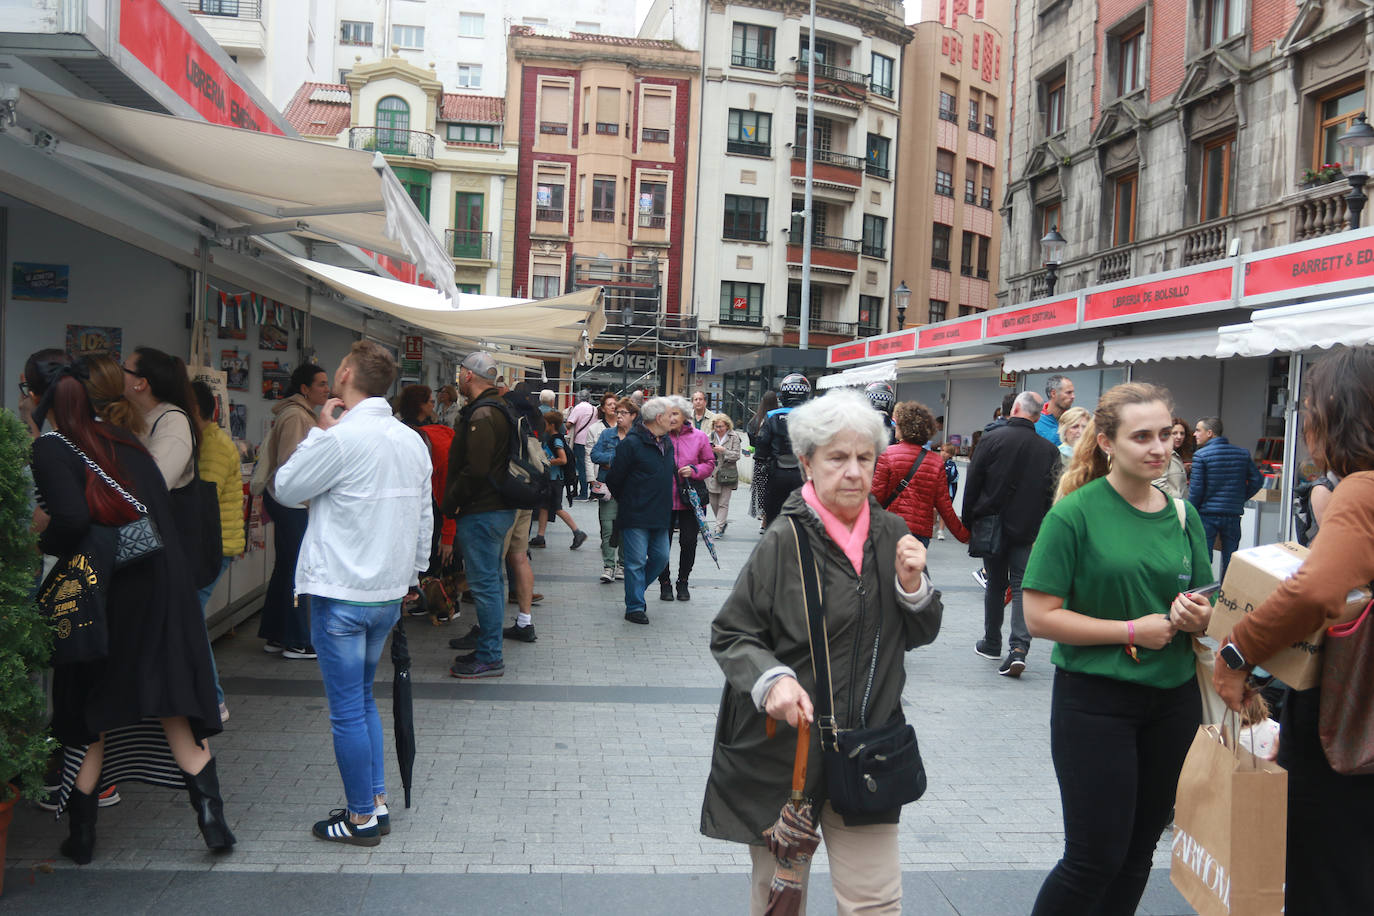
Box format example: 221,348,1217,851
1189,582,1222,599
330,404,346,420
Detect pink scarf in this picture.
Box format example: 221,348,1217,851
800,481,869,576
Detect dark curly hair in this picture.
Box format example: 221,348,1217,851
1304,346,1374,478
892,401,935,445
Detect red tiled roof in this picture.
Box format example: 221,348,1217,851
508,24,681,50
283,82,351,136
439,93,504,124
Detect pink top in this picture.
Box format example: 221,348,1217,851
800,481,869,576
669,424,717,510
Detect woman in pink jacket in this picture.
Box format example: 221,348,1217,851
656,395,716,602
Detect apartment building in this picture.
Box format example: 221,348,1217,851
892,0,1010,328
181,0,334,109
283,53,519,295
1000,0,1369,304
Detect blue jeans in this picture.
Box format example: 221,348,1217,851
1200,513,1241,579
196,556,234,706
455,510,516,664
620,527,670,614
311,596,399,818
573,443,589,498
258,492,311,647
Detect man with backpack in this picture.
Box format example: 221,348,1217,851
442,352,517,678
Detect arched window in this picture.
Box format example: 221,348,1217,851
376,96,411,154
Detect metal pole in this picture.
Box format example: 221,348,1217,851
799,0,817,351
1279,353,1304,542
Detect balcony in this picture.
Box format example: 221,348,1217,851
783,316,859,337
727,138,771,157
637,213,667,229
791,147,865,170
1183,222,1229,266
795,59,868,86
595,122,619,136
536,207,565,223
786,233,861,271
866,162,891,180
871,82,895,99
1291,181,1352,242
731,52,775,70
931,257,951,271
182,0,265,57
348,127,435,159
642,128,670,144
1098,249,1132,284
539,121,569,135
862,242,887,258
591,208,616,223
445,229,492,261
858,324,883,337
181,0,261,17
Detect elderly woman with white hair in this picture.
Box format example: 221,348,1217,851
701,389,943,915
656,394,716,602
606,396,678,625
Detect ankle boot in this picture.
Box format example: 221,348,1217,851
182,757,236,851
60,787,98,865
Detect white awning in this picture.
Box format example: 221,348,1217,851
1101,328,1221,365
818,360,898,389
894,353,1005,376
1217,292,1374,358
1002,340,1100,373
9,88,458,302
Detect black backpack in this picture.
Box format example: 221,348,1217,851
470,397,550,510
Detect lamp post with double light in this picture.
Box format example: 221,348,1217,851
893,280,911,330
1041,225,1067,297
1338,114,1374,230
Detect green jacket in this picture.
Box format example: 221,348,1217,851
442,388,511,517
700,490,943,845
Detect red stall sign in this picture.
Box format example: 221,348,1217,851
404,336,424,361
918,317,983,349
1243,235,1374,299
985,298,1077,338
1084,267,1232,324
866,331,918,359
829,341,868,365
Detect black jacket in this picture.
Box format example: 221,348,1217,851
960,416,1060,546
606,421,676,530
754,407,798,470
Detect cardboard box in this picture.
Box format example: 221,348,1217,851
1206,542,1369,689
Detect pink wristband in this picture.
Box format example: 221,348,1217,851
1127,620,1136,647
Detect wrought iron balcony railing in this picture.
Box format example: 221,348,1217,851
182,0,262,18
348,127,434,159
795,59,868,86
791,147,865,170
445,229,492,260
783,316,858,336
727,138,770,157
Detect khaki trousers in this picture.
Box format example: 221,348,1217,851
748,802,901,916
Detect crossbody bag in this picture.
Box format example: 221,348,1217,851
42,431,163,567
880,448,928,510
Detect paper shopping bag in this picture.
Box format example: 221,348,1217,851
1170,724,1287,916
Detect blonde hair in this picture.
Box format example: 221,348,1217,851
1056,383,1173,501
1057,406,1092,444
82,355,145,435
711,412,734,431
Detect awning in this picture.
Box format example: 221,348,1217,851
1101,328,1221,365
894,353,1005,376
817,360,898,389
7,88,458,302
1002,340,1101,373
282,254,606,361
1217,292,1374,358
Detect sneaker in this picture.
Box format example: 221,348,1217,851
998,648,1027,678
312,808,381,847
448,625,481,651
282,645,317,660
936,532,946,541
974,639,1001,660
972,569,989,589
571,529,588,550
625,610,650,625
34,784,115,813
402,590,427,617
676,581,691,601
97,785,120,807
503,623,537,643
719,522,728,536
218,702,230,724
450,658,505,679
263,641,284,655
600,567,615,583
660,582,675,601
529,535,547,548
375,803,391,836
614,564,624,580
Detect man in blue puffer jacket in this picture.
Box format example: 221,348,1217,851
1188,416,1264,577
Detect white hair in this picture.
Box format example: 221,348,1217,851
1014,390,1043,416
539,389,555,406
666,394,691,415
786,389,889,460
641,396,674,423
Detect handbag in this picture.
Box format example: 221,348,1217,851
789,518,927,816
880,448,927,510
715,462,739,488
151,409,223,588
1318,597,1374,774
967,514,1003,558
42,432,163,568
36,525,116,664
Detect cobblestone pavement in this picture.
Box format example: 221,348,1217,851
6,499,1196,914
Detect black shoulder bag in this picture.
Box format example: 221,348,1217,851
880,448,928,510
788,518,927,816
152,408,222,588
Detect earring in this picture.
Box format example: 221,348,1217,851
1106,451,1114,470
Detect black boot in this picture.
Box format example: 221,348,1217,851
182,757,236,852
60,787,98,865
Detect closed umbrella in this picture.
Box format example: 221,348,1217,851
389,616,416,808
682,482,721,569
762,718,820,916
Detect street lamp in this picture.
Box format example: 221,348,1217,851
893,280,911,330
1041,225,1068,296
621,300,634,395
1338,114,1374,230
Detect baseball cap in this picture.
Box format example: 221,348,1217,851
460,351,498,381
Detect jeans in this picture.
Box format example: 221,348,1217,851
196,556,234,706
1031,669,1200,915
455,509,516,664
310,596,399,818
598,498,621,567
257,492,311,647
982,542,1033,653
573,443,589,498
620,527,670,614
658,507,701,587
1199,513,1241,579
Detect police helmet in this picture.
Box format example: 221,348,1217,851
864,381,895,417
778,373,811,407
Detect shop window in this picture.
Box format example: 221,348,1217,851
723,195,768,241
1314,82,1366,173
871,53,895,98
391,24,424,49
1112,172,1137,246
1200,133,1234,221
720,281,764,325
935,149,955,197
929,299,948,323
862,215,887,258
340,20,372,45
458,13,484,37
932,224,952,271
458,283,482,295
731,23,775,70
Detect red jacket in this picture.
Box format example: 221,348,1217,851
873,442,969,542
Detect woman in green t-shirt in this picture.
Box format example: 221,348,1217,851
1021,382,1214,915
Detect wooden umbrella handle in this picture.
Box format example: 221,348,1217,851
792,718,810,796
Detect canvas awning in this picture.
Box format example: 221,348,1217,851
1216,292,1374,358
5,88,458,301
1101,328,1221,365
817,360,898,389
1002,340,1101,373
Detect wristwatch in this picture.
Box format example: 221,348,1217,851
1219,642,1249,671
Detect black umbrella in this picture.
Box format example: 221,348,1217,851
390,615,416,808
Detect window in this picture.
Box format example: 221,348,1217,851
458,13,484,37
595,87,620,135
642,92,671,144
969,95,981,131
858,295,883,335
938,91,958,123
1204,0,1236,48
935,150,954,197
1118,25,1143,95
961,232,976,276
728,109,771,156
977,234,991,279
871,53,895,98
458,283,481,295
929,299,948,323
638,180,668,228
393,167,430,219
981,168,994,208
1113,172,1138,246
1200,133,1234,221
723,195,768,241
932,224,951,270
795,114,832,153
535,174,566,222
340,20,372,45
1315,83,1366,171
451,192,484,258
532,273,561,298
1045,75,1066,135
862,215,887,258
457,64,482,89
799,35,836,68
720,281,764,324
447,123,496,145
983,95,997,137
959,305,979,317
1039,201,1063,261
375,96,410,155
866,134,891,179
965,177,977,204
731,23,775,70
786,282,824,321
592,177,616,222
539,83,570,135
391,24,423,49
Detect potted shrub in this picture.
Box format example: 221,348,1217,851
1301,163,1344,187
0,408,51,895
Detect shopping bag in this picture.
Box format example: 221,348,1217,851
1170,723,1287,916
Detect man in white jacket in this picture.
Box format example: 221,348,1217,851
275,340,432,848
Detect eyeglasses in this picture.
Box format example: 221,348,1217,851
615,409,632,416
18,380,31,398
121,365,142,378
